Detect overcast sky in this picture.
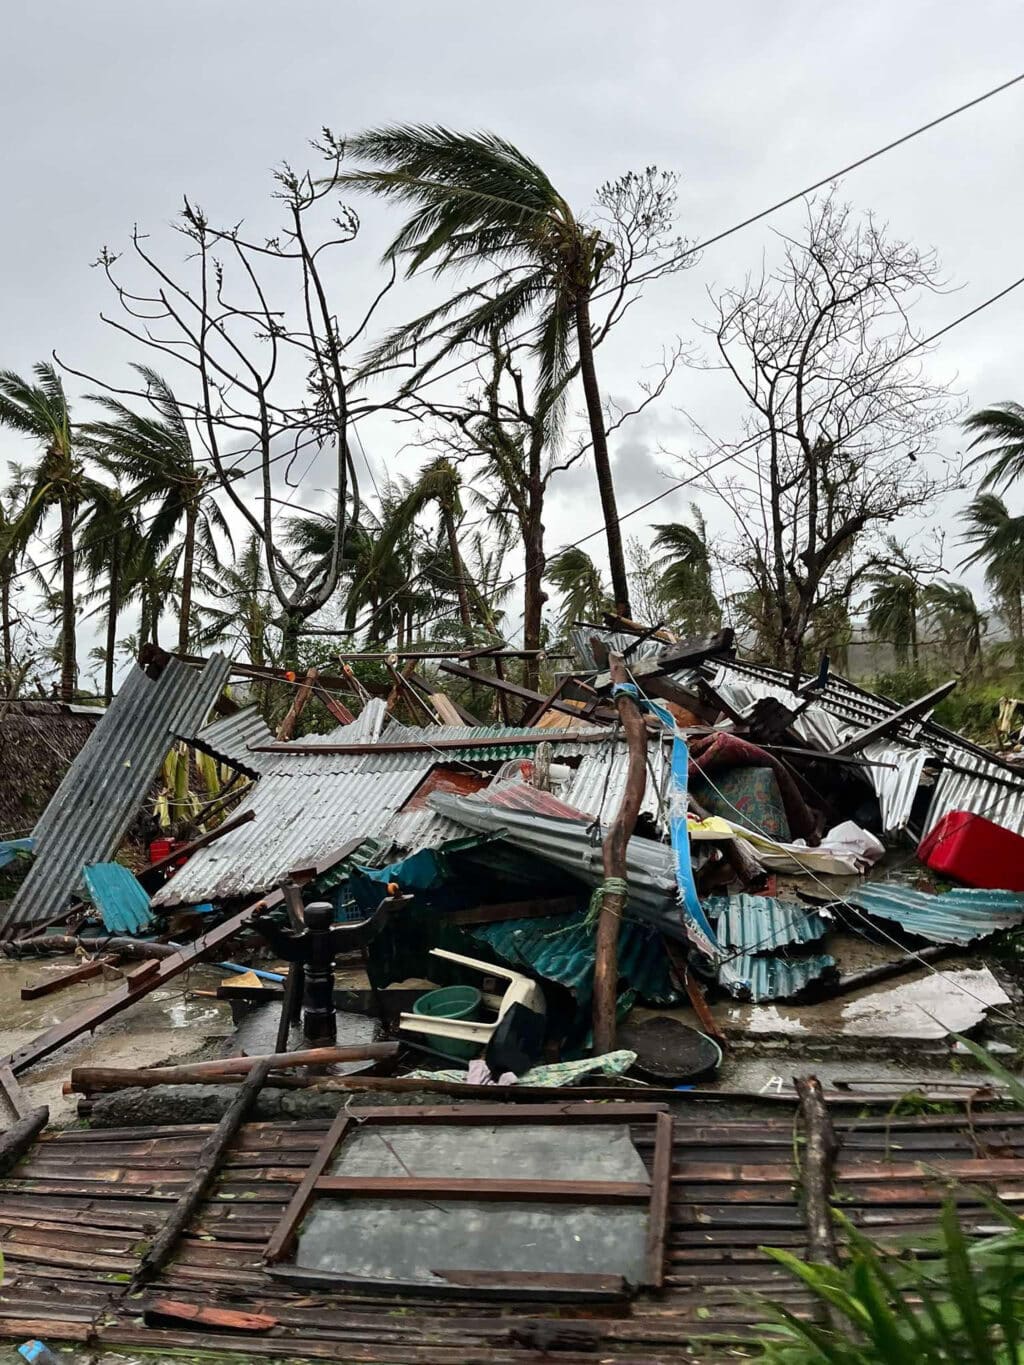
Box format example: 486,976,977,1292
3,1,1023,670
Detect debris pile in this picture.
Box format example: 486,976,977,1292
1,627,1024,1111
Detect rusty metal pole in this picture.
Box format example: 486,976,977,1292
592,653,648,1054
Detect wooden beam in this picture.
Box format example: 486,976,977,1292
20,955,119,1001
144,809,256,878
794,1075,840,1270
3,839,364,1077
439,660,624,726
593,654,647,1054
0,1106,48,1176
645,1110,674,1288
315,1177,652,1203
264,1109,352,1265
131,1057,274,1289
277,666,319,740
68,1043,400,1093
445,895,582,927
830,680,957,756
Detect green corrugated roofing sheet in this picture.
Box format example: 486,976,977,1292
471,910,677,1006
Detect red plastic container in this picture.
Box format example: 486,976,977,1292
918,809,1024,891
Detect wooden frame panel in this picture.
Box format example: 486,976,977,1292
263,1103,674,1296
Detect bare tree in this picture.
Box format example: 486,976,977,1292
683,192,960,679
79,132,395,668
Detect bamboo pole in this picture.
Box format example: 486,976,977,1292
592,654,648,1054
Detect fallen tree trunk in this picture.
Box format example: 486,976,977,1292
69,1041,399,1093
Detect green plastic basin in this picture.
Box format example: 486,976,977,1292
412,984,482,1061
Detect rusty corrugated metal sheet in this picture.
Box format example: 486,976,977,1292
2,656,229,929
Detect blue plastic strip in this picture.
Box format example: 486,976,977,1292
635,696,721,960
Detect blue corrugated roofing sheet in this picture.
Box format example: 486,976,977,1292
2,656,230,930
718,952,837,1002
471,910,676,1005
703,894,831,952
81,862,154,934
0,838,33,871
846,883,1024,945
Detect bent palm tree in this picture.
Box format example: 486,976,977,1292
651,511,720,634
360,458,475,638
0,364,103,699
338,126,632,615
963,401,1024,492
922,580,986,673
546,547,610,635
960,493,1024,664
865,566,922,666
81,366,232,652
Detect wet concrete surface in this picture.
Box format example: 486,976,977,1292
0,955,234,1124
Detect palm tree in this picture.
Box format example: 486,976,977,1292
0,487,23,682
545,547,610,635
81,366,231,653
0,364,105,699
338,126,633,616
964,402,1024,492
959,493,1024,665
651,511,720,635
199,533,276,668
921,580,986,673
77,485,149,703
865,565,923,666
360,457,475,639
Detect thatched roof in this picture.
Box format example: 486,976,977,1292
0,700,104,837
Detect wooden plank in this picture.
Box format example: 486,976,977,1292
277,666,319,740
263,1110,351,1265
19,956,118,1001
646,1111,673,1289
0,1066,33,1122
3,839,363,1076
69,1042,399,1093
830,680,957,756
131,1058,275,1289
445,895,581,927
315,1177,652,1203
143,1298,278,1331
334,1103,669,1124
143,809,256,877
265,1263,631,1304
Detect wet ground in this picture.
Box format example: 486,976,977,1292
0,955,234,1123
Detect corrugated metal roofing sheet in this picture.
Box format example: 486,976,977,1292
81,862,154,934
427,791,685,934
846,882,1024,945
703,893,831,952
3,656,230,930
718,952,837,1001
702,656,1024,840
188,706,275,777
471,911,676,1005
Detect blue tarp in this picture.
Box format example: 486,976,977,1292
0,838,34,871
81,862,154,934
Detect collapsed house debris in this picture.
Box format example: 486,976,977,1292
2,628,1024,1354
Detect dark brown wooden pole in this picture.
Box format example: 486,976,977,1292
0,1105,48,1175
69,1042,399,1093
130,1057,274,1290
592,653,648,1054
143,809,256,877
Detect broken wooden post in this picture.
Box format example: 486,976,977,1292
276,666,319,740
0,1105,48,1176
592,654,648,1054
794,1075,840,1270
130,1057,274,1290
